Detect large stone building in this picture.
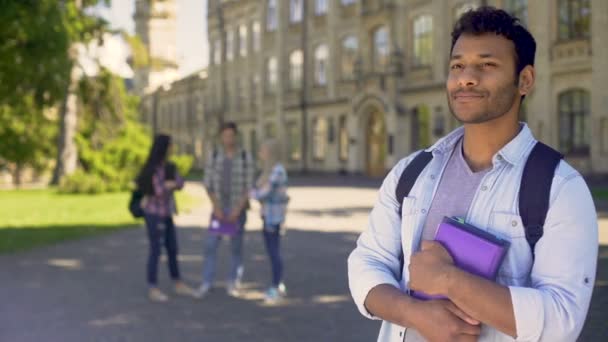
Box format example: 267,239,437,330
143,0,608,177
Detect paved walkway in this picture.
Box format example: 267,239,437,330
0,179,606,341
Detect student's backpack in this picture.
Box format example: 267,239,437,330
396,142,563,279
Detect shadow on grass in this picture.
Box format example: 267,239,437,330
0,223,140,254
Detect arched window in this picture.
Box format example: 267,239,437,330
341,35,358,80
315,44,329,85
290,50,303,90
373,26,389,70
413,15,433,67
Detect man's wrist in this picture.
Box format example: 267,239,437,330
443,264,460,298
399,294,422,328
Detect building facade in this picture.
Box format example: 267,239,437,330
143,0,608,176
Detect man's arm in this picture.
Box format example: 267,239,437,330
348,158,481,341
409,173,598,341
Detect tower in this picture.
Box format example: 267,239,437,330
133,0,179,94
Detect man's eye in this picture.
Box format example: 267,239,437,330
482,62,496,68
450,64,463,70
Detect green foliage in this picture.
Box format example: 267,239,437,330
58,170,107,194
0,0,108,108
0,96,56,176
58,71,151,193
171,154,194,177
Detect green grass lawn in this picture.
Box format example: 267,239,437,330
0,189,200,254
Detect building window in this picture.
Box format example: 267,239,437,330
341,35,358,80
265,122,277,139
415,105,431,148
558,0,590,40
251,74,260,105
226,29,234,61
453,2,477,21
373,26,390,70
289,50,303,90
504,0,528,26
290,0,303,23
266,57,278,93
287,122,302,161
559,89,590,155
267,0,278,31
239,25,248,57
252,21,261,51
213,39,221,65
313,117,328,160
341,0,355,5
339,116,349,162
413,15,433,67
314,44,329,86
315,0,328,15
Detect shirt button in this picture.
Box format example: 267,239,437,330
421,209,427,214
511,220,518,227
497,155,503,161
481,185,488,191
430,175,436,180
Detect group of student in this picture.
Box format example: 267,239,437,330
135,121,288,304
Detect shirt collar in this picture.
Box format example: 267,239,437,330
427,122,537,166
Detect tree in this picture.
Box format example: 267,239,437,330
0,98,56,186
0,0,109,185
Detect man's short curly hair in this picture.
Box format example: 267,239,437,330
451,6,536,77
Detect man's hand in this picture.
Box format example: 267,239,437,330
227,208,241,223
412,299,481,342
213,207,225,220
409,241,455,296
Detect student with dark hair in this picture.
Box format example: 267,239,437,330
348,7,597,341
195,122,255,298
136,134,195,302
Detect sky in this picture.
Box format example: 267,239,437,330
93,0,209,77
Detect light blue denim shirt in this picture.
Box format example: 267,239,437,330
348,124,598,342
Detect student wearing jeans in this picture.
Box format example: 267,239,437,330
136,134,196,302
250,139,289,303
196,122,255,298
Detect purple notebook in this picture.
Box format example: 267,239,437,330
208,215,238,236
411,216,510,300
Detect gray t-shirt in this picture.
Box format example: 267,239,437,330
421,138,490,241
221,157,233,211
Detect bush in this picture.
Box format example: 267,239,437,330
58,170,107,194
171,154,194,177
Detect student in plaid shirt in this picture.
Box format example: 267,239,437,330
196,122,255,298
250,139,289,303
136,134,196,302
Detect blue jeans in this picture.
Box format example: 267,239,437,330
202,211,247,285
144,214,181,286
262,220,283,287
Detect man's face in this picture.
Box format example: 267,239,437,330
446,33,521,124
220,128,236,148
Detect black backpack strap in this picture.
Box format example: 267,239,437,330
519,142,563,259
395,151,433,280
396,151,434,216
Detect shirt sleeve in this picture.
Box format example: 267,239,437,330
203,152,215,193
347,157,412,320
510,171,598,342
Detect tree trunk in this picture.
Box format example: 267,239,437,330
12,163,22,188
51,56,80,185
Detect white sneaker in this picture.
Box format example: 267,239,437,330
148,288,169,302
264,287,281,303
277,282,287,297
194,283,211,299
226,282,241,297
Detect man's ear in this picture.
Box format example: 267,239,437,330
518,65,535,97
